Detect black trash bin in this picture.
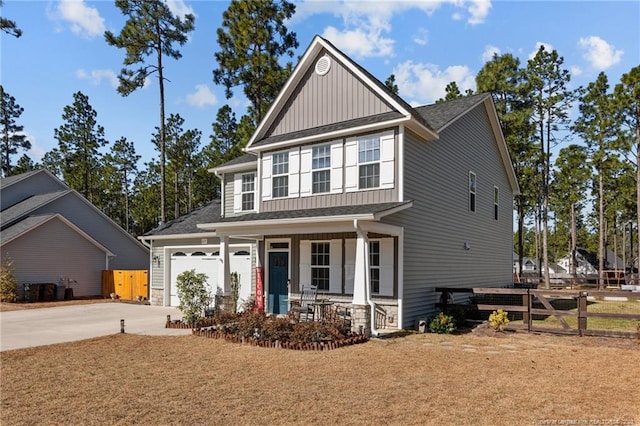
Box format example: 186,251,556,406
64,288,74,300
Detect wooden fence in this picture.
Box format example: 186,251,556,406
436,287,640,338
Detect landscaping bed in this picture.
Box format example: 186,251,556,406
165,310,367,351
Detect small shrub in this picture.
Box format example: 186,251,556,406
0,255,18,303
428,312,456,334
176,269,210,324
290,321,324,343
444,305,466,327
230,271,240,313
262,316,294,342
237,312,266,338
488,309,510,331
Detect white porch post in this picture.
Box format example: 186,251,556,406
352,228,369,305
218,235,231,306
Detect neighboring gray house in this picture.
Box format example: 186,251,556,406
139,200,255,309
0,169,149,298
198,36,519,334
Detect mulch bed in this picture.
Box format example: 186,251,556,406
191,327,369,351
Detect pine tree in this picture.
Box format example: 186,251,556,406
551,145,591,284
526,46,574,288
613,66,640,269
103,137,140,232
0,0,22,38
385,74,399,95
54,91,107,204
105,0,195,225
213,0,298,124
572,73,618,289
476,53,536,277
0,85,31,177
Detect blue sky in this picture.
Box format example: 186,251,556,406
1,0,639,168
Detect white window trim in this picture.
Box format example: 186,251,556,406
300,239,342,294
345,129,395,193
271,152,289,199
311,144,331,194
234,172,256,213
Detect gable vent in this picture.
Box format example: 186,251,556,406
315,55,331,76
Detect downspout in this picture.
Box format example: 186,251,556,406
354,219,379,337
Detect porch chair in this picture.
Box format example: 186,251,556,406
294,285,318,321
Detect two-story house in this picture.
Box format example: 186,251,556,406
196,36,519,334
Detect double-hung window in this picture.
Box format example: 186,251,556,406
312,145,331,194
272,152,289,198
241,173,255,211
311,242,330,291
469,172,476,213
369,241,380,294
358,136,380,189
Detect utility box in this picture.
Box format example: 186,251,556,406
102,270,148,301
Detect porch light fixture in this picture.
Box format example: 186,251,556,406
153,255,160,266
463,242,471,250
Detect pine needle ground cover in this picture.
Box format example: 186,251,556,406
2,332,638,425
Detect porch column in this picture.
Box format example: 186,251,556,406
218,235,231,310
352,228,369,305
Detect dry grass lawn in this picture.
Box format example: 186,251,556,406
2,329,639,425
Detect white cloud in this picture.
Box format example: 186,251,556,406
482,45,501,63
578,36,623,70
295,1,492,58
166,0,195,20
186,84,217,108
322,26,394,59
571,66,583,77
467,0,492,25
393,60,476,105
528,42,554,60
413,28,429,46
56,0,105,38
76,69,119,88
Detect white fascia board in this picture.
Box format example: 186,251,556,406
209,162,257,176
198,214,376,234
483,97,521,195
373,201,413,220
248,117,410,154
138,232,219,242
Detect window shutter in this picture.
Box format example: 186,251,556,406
262,155,272,200
344,138,358,192
289,149,300,197
330,141,343,194
380,130,395,189
379,238,394,297
233,174,242,212
299,240,311,287
299,147,312,196
344,239,356,294
329,239,342,294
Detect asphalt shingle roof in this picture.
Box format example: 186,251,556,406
0,214,57,243
0,190,71,230
212,201,411,224
144,200,222,236
414,93,489,131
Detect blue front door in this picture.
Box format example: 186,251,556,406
268,252,289,314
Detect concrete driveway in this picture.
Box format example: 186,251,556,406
0,303,192,351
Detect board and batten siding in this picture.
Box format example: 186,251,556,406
260,129,399,212
384,106,514,327
39,194,148,270
266,50,393,138
4,218,106,297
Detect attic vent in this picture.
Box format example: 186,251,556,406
315,55,331,76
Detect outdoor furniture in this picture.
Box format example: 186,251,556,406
311,298,335,322
293,285,318,321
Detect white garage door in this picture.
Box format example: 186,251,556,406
169,247,252,309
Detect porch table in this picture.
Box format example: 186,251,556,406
311,299,334,321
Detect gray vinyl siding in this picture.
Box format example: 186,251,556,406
34,194,148,270
384,106,514,327
266,50,393,138
261,189,397,212
4,218,106,298
0,171,67,210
